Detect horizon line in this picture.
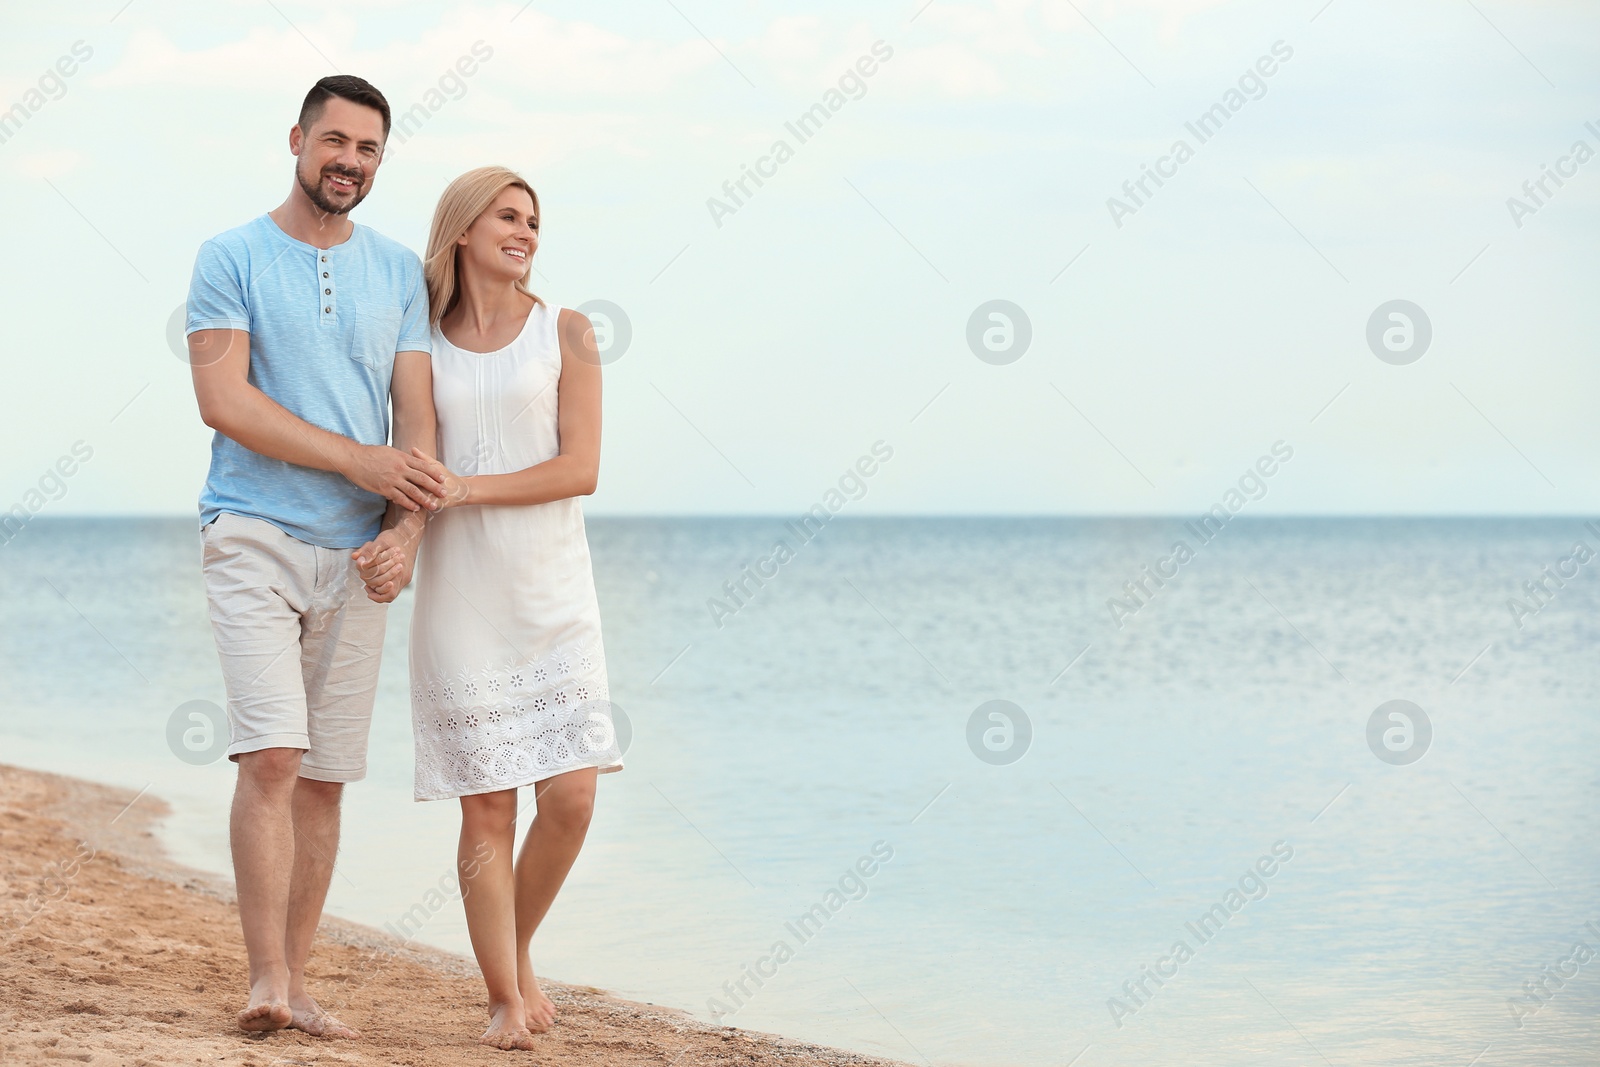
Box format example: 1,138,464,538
19,511,1599,522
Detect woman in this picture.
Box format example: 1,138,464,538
367,165,623,1051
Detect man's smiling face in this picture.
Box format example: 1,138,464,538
292,96,385,216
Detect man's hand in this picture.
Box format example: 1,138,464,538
353,528,413,603
341,444,448,513
408,447,471,507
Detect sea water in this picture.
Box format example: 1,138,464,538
1,516,1596,1066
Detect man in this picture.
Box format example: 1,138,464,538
186,74,440,1037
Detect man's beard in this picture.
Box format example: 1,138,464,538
297,160,369,216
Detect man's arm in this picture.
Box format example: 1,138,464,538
188,328,445,512
356,350,439,602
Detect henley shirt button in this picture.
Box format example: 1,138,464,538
324,288,331,295
322,272,329,278
324,306,331,313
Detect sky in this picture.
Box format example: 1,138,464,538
1,0,1596,516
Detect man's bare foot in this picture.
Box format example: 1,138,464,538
287,991,360,1038
481,1001,537,1051
238,978,292,1033
517,955,557,1032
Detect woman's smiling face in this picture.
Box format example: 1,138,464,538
458,185,538,283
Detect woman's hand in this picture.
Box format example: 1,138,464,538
409,447,472,507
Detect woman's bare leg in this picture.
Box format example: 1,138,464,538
513,768,597,1031
458,790,535,1051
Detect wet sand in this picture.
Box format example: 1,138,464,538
0,763,913,1067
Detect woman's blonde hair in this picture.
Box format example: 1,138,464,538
423,165,542,327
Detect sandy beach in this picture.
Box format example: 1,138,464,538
0,763,913,1067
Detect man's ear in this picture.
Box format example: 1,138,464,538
289,123,304,156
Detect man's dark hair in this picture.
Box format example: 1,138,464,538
298,75,391,141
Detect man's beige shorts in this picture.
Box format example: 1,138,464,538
200,511,388,782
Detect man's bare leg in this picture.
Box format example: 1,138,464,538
283,776,359,1038
512,768,597,1032
460,790,535,1051
231,748,301,1032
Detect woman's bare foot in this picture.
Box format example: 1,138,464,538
481,1001,537,1051
237,978,292,1033
287,991,360,1038
517,955,557,1032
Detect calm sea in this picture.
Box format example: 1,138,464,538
2,516,1596,1066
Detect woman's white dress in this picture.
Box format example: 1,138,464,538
409,299,623,801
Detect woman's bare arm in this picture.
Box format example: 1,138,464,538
425,307,602,507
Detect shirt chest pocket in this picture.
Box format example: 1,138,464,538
349,306,402,373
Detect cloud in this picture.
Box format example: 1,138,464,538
91,6,718,98
910,0,1052,59
88,3,1040,107
382,108,656,168
1039,0,1238,40
93,22,353,91
885,39,1008,98
7,148,86,179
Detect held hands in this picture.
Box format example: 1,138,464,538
353,529,411,603
407,447,470,507
344,444,448,512
350,451,467,603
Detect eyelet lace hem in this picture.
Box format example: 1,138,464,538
411,641,622,800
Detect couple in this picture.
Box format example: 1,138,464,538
185,75,622,1052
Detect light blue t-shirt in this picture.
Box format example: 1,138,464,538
186,213,431,549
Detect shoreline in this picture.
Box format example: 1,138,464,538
0,763,914,1066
